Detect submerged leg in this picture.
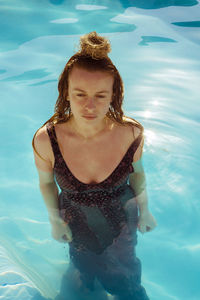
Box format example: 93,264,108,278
55,262,109,300
95,225,150,300
96,255,150,300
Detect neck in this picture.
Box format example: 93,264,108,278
69,116,110,140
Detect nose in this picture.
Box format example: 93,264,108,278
85,97,96,110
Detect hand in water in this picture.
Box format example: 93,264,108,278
50,216,73,243
138,211,157,234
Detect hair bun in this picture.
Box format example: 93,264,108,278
78,31,111,59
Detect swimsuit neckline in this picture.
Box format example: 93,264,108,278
51,124,141,187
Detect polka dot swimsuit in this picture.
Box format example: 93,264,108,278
46,121,143,254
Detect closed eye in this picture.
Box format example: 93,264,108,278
77,94,105,98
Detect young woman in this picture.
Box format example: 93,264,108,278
32,31,157,300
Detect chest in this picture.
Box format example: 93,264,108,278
52,126,134,185
64,143,126,184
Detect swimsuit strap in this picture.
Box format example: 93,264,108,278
46,122,61,160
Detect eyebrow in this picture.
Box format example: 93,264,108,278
73,88,109,94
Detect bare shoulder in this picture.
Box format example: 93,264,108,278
34,125,48,141
122,116,144,162
32,124,54,173
33,125,52,157
122,116,143,140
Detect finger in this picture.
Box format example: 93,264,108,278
146,226,151,232
62,234,72,243
53,235,67,243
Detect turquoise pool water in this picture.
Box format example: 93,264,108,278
0,1,200,299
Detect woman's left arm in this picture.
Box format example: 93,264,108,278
129,159,157,233
129,128,157,234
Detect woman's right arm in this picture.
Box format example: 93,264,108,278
32,126,72,242
32,126,60,220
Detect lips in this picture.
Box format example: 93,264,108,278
83,115,97,118
83,113,96,116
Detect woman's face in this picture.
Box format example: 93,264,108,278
67,67,114,124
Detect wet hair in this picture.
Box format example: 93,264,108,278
32,31,144,160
